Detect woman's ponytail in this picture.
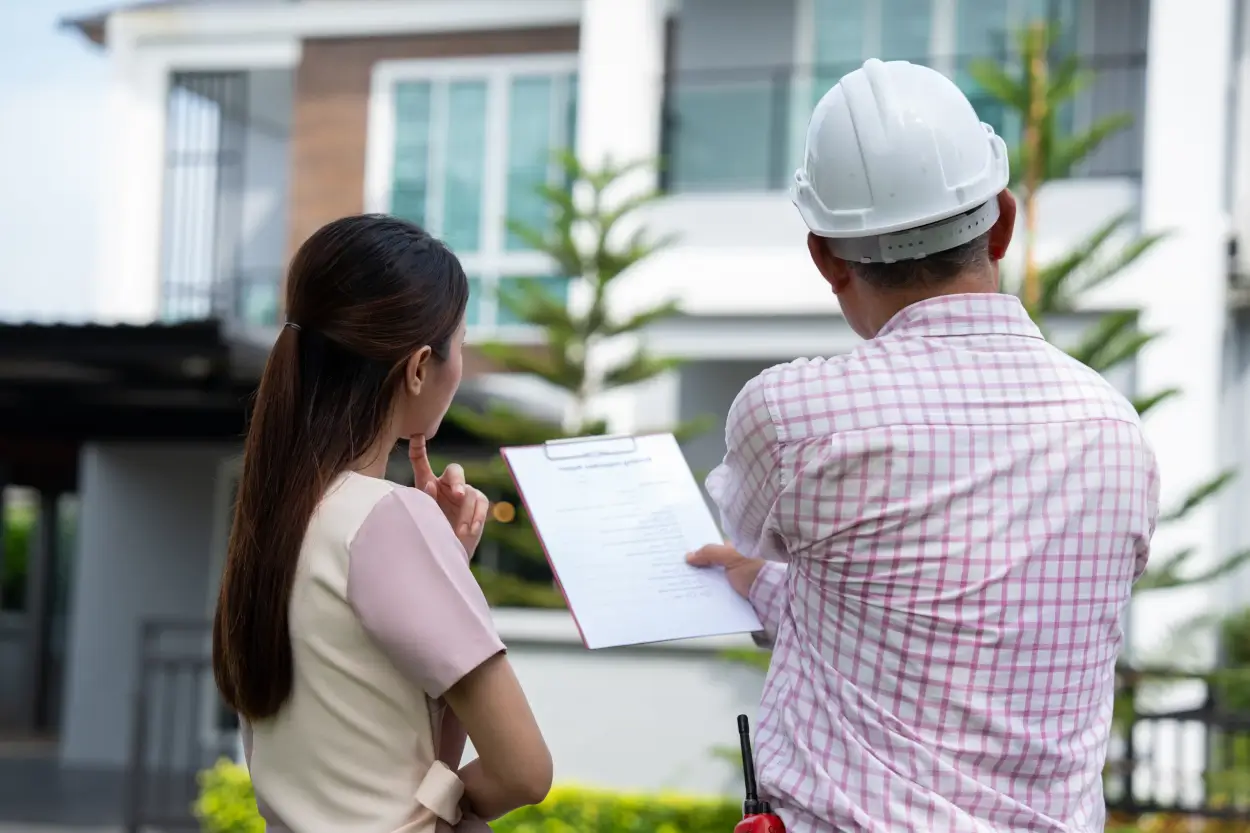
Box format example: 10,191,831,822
211,214,468,722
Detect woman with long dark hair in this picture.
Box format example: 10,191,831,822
212,215,551,832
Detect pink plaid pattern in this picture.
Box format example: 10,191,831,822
707,294,1159,833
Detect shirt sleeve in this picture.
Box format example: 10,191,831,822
347,488,505,699
706,371,785,557
1133,445,1162,582
747,562,788,649
706,371,789,642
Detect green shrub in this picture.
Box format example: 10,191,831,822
492,785,740,832
195,760,265,833
194,760,740,833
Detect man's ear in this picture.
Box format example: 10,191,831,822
404,346,434,396
807,232,853,294
987,190,1017,261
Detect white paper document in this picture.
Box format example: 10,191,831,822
501,433,763,649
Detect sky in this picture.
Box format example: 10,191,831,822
0,0,107,322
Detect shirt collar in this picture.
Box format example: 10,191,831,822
875,293,1043,341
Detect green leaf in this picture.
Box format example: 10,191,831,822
1048,112,1134,179
1064,309,1136,367
672,415,719,443
1160,469,1237,523
474,340,585,391
600,299,682,338
1135,547,1250,594
444,403,563,448
1034,212,1133,313
966,58,1026,111
1132,388,1180,418
602,353,684,389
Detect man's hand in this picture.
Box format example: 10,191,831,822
410,434,489,558
686,544,765,600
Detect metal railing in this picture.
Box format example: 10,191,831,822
160,72,288,329
123,620,235,833
1106,669,1250,822
660,52,1148,194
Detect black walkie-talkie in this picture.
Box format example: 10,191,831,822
733,715,785,832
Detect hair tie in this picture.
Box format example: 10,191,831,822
284,322,301,332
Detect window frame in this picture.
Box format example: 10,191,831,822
364,53,581,341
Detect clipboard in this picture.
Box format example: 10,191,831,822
500,433,763,650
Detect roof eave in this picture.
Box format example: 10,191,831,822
59,12,108,46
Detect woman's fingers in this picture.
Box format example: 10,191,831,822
469,490,488,538
438,462,467,499
454,485,479,537
408,435,438,491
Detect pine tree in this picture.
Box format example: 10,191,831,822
442,152,711,608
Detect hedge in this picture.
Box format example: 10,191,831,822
195,759,1250,833
195,759,741,833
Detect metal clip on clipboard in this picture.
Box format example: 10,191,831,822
541,434,639,461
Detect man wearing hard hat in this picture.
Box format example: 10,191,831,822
688,59,1159,832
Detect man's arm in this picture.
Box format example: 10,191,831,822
700,372,788,643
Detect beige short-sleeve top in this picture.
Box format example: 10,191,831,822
243,471,505,833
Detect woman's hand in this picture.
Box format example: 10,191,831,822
410,435,489,558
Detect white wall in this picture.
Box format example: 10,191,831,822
486,610,765,797
60,443,236,767
1109,0,1235,662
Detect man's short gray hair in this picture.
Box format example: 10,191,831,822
829,231,991,290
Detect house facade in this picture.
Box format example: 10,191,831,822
3,0,1249,820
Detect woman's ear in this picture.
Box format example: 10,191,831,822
405,346,434,397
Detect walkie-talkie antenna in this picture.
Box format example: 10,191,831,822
737,714,761,816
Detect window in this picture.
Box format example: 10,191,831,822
664,0,1112,193
807,0,1081,150
366,55,579,333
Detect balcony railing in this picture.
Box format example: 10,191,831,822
660,52,1147,194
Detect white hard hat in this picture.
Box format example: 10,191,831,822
792,58,1010,264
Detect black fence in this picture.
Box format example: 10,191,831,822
124,619,233,833
1106,669,1250,823
125,618,1250,827
160,72,287,329
660,52,1148,194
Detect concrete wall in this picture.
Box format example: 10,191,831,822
489,611,764,797
60,443,236,767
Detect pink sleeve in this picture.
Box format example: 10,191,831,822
747,561,788,648
705,371,786,560
348,488,505,699
706,371,790,645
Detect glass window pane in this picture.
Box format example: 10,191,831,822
956,0,1012,59
505,76,555,251
465,275,483,328
564,72,579,157
442,80,487,253
880,0,932,61
669,78,779,192
813,0,866,69
391,81,432,226
496,276,570,326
